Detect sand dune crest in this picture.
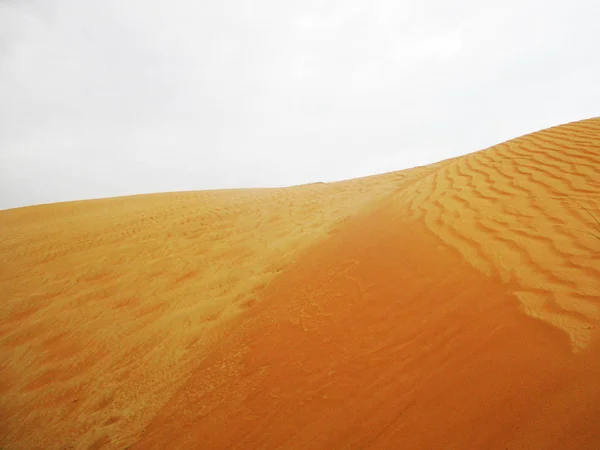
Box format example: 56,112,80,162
1,117,600,449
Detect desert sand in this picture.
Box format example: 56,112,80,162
1,117,599,449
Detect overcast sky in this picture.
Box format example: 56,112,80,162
1,0,599,210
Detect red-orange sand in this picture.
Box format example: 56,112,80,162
1,118,600,449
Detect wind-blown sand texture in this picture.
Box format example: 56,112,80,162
1,117,599,449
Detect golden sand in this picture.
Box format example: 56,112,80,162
1,118,599,449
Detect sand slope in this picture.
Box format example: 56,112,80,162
1,117,599,449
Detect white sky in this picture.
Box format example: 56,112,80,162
1,0,599,210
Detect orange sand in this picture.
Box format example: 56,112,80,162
1,117,599,449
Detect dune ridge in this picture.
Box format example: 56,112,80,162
0,166,438,448
1,117,599,449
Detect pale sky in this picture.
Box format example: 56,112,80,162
1,0,599,210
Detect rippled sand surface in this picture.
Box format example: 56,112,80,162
1,118,599,449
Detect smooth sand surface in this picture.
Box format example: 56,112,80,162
1,117,599,449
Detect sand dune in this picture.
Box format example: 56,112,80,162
1,117,599,449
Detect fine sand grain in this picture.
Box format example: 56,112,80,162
1,117,599,449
